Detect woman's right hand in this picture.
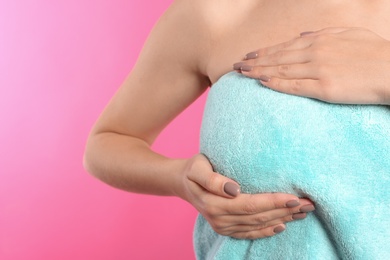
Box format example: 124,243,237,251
177,154,315,239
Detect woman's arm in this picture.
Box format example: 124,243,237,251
84,0,313,239
84,0,212,196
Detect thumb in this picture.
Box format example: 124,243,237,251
222,181,241,197
188,154,241,198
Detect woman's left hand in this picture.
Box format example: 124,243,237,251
233,27,390,105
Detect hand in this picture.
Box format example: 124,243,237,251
233,27,390,105
177,154,315,239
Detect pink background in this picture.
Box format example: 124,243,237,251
0,0,207,259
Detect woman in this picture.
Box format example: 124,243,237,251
84,0,390,259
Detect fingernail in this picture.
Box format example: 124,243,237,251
286,200,300,208
259,75,271,82
300,31,314,37
240,65,252,72
224,182,240,197
292,212,306,220
233,62,245,70
245,52,258,59
300,205,315,213
273,225,285,234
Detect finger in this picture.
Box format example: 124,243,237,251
261,78,322,100
241,62,316,80
297,198,315,212
224,206,303,225
187,154,241,198
228,224,286,240
235,49,311,74
224,193,301,215
228,211,309,232
222,198,314,225
209,203,313,237
244,36,312,60
222,217,290,233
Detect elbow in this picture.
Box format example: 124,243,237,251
83,132,113,183
82,137,99,178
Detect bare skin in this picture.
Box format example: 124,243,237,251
84,0,390,239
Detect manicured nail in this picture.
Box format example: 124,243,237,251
233,62,245,70
286,200,300,208
240,65,252,72
259,75,271,82
245,52,258,59
300,31,314,37
292,212,307,220
273,225,285,234
300,205,315,213
224,182,240,197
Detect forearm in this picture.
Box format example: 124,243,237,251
83,132,187,197
83,129,315,241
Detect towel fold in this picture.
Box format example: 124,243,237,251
195,72,390,259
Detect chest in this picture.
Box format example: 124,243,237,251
206,1,390,84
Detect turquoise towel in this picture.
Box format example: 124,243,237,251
195,72,390,259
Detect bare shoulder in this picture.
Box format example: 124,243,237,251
164,0,256,76
137,0,218,76
170,0,254,32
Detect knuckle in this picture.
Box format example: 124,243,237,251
204,172,219,191
288,80,302,95
242,197,258,214
271,50,285,63
253,214,270,224
253,223,267,230
263,193,279,209
277,64,290,77
284,214,295,222
244,233,258,240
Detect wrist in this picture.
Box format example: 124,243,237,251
169,158,191,200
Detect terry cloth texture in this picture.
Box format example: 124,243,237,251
195,72,390,260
